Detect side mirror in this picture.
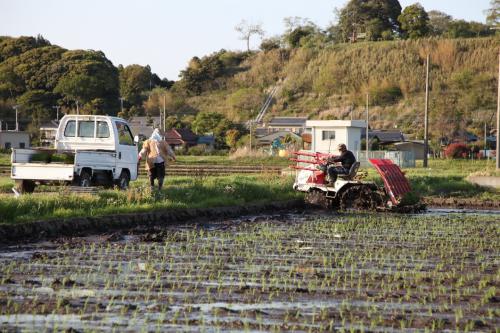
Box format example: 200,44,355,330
134,135,139,145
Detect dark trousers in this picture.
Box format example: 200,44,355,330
327,165,348,184
148,162,166,189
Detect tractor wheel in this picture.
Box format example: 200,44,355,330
339,185,382,211
305,190,332,209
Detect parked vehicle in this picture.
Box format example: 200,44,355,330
11,115,139,193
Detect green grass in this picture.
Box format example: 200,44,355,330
364,159,500,200
0,153,10,166
0,176,13,192
177,155,290,167
0,174,301,224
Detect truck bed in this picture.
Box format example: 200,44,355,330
11,163,74,181
11,148,117,182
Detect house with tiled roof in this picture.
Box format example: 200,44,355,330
165,128,198,149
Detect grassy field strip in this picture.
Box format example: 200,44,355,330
0,213,498,331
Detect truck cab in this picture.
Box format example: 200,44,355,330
11,115,139,193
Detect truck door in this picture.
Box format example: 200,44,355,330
115,121,138,180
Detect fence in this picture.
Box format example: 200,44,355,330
356,151,415,168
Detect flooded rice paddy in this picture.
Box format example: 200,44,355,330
0,209,499,332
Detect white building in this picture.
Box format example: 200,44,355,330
306,120,366,154
0,131,30,150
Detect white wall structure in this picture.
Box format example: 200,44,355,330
0,131,30,150
306,120,366,154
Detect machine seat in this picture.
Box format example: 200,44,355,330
338,162,360,180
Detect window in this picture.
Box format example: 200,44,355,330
64,120,110,138
78,121,95,138
4,142,11,149
20,143,25,149
116,122,134,145
322,130,335,141
97,121,110,138
64,121,76,137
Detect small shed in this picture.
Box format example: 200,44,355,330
394,141,425,160
306,120,366,154
0,131,30,150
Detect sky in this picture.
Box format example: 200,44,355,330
0,0,493,80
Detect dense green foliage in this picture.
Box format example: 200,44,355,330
398,3,429,39
338,0,403,41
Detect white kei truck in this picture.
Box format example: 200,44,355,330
11,115,139,193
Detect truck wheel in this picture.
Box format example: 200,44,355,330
80,171,92,187
17,180,36,194
118,171,130,190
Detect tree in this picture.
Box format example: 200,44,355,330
486,0,500,28
225,129,241,149
338,0,402,41
446,20,492,38
119,64,152,106
235,20,265,52
427,10,453,36
260,37,281,52
398,3,429,39
53,50,119,114
177,52,225,95
0,35,50,62
191,112,225,135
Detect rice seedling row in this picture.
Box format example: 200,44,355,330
0,211,498,332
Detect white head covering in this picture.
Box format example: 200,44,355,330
150,128,162,141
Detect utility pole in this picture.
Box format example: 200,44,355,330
497,49,500,170
366,93,369,161
249,121,253,151
75,101,79,137
13,105,19,131
163,94,166,132
423,54,430,168
119,97,125,114
52,105,61,121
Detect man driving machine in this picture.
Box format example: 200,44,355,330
325,143,356,185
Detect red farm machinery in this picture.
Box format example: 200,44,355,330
290,151,423,211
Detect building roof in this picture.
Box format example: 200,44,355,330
268,117,307,127
254,127,269,137
39,120,59,130
257,131,302,145
130,125,154,138
362,130,404,144
128,116,161,127
165,128,198,145
306,120,367,128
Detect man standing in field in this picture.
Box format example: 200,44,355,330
138,128,176,191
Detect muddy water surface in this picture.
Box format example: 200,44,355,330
0,210,499,332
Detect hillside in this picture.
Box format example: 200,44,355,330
178,37,499,140
0,36,499,146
